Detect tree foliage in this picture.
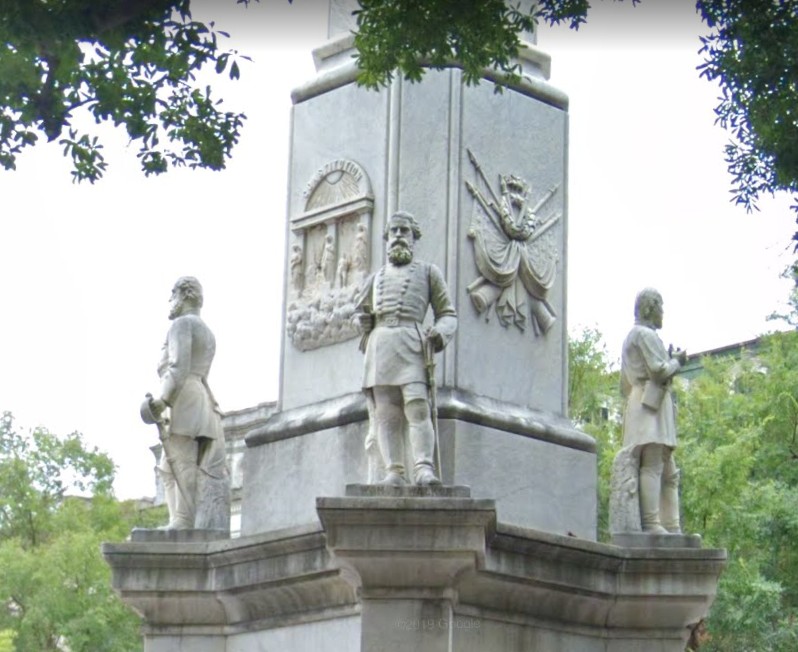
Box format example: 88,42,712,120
0,0,248,182
696,0,798,225
675,333,798,650
0,412,164,651
354,0,641,89
353,0,798,229
568,327,622,541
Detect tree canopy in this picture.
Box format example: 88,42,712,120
2,0,797,235
0,412,164,651
0,0,248,182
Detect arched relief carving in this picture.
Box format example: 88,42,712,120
287,160,374,352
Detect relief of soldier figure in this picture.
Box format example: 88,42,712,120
354,211,457,486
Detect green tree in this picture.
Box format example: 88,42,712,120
0,412,164,651
0,0,248,182
675,334,798,650
0,630,13,652
697,0,798,220
568,327,621,541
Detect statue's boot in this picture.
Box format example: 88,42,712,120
639,445,667,534
163,456,197,529
159,479,179,530
661,466,681,534
364,392,386,483
406,399,440,486
376,402,408,485
414,464,441,486
639,473,667,534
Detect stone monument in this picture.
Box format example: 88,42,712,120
104,4,724,650
137,276,230,537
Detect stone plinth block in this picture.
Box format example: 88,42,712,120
241,390,596,539
317,491,496,591
102,524,357,633
316,495,726,652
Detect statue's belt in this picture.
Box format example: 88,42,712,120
375,316,418,328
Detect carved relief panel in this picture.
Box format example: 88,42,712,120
286,160,373,351
464,149,561,336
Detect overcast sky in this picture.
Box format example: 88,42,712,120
0,0,793,500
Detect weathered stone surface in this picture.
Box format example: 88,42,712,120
282,72,567,417
241,390,596,539
612,532,703,549
610,445,643,535
104,497,724,651
129,528,229,543
345,484,471,498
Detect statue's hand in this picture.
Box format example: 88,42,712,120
150,397,168,418
425,326,445,353
356,312,374,334
668,344,687,367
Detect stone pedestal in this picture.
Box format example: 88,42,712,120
104,487,725,651
242,390,596,539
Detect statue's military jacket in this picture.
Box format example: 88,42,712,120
158,313,223,440
358,261,457,388
620,323,680,449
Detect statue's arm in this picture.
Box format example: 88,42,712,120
353,273,376,342
159,317,193,406
638,329,680,383
428,264,457,351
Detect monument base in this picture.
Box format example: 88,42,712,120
344,484,471,498
241,390,597,539
129,528,229,543
612,532,703,549
104,492,725,651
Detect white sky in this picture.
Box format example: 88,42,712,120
0,0,793,500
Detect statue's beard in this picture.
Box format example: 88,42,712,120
387,243,413,265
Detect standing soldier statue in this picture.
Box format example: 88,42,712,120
140,276,230,532
355,211,457,486
616,287,687,535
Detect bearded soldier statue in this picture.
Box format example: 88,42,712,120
620,288,687,534
355,211,457,486
141,276,230,531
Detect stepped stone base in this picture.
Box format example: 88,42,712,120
104,491,725,651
